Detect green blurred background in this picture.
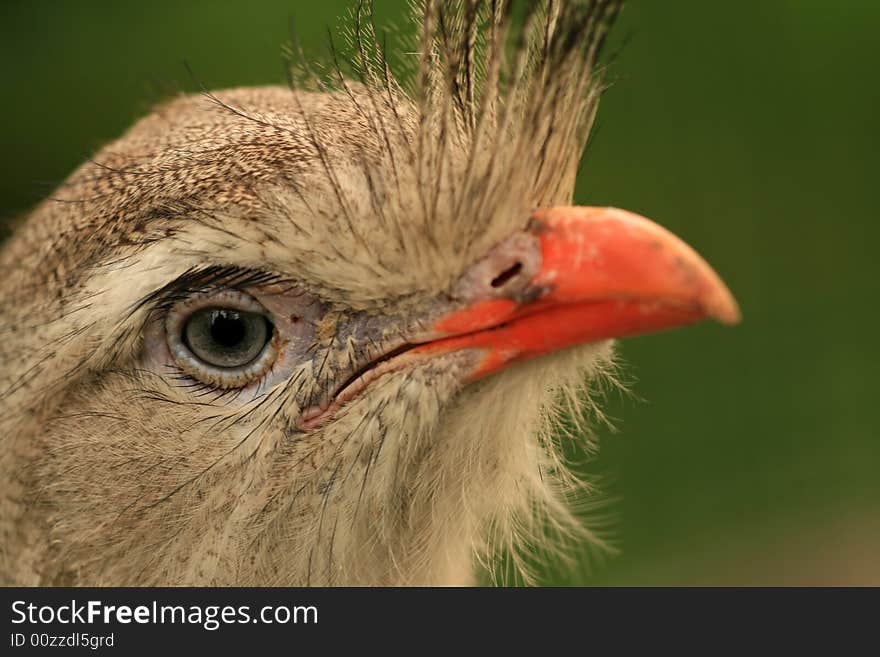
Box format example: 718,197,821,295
2,1,877,585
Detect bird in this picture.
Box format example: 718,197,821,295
0,0,739,586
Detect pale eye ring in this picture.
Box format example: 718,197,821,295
165,289,277,388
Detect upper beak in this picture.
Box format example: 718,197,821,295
414,206,741,380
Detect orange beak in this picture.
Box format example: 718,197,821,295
415,206,740,380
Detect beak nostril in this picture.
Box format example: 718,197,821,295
454,233,540,302
490,262,523,289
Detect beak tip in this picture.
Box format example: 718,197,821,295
705,285,742,326
715,304,742,327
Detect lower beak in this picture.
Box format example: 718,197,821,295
415,206,741,380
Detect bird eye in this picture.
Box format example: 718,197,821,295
165,290,278,389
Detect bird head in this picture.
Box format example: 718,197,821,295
0,0,738,585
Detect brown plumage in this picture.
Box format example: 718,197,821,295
0,0,737,585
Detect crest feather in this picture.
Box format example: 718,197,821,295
285,0,623,253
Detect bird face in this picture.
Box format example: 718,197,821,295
0,2,739,585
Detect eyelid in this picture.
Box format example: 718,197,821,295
167,289,267,318
165,289,278,389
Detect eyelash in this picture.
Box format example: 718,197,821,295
165,364,247,401
146,266,284,314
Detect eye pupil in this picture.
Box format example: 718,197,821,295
210,310,247,348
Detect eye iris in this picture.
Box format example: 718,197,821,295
184,308,270,368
